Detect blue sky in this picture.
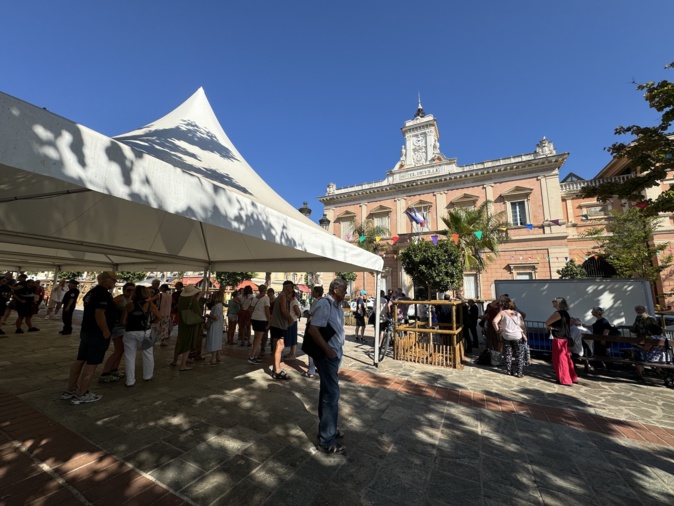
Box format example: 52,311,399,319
2,1,673,222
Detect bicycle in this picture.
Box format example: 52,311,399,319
378,318,394,362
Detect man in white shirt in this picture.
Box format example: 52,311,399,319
45,279,67,319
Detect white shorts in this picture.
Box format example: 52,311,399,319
48,299,63,309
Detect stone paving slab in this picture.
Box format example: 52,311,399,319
1,314,674,505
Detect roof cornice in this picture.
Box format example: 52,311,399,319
319,153,569,205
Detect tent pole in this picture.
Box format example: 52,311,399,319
373,272,381,367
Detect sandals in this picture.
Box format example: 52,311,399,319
317,443,346,455
301,372,315,378
271,370,291,380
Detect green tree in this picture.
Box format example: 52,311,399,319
352,219,391,291
117,272,147,283
580,62,674,213
399,238,463,296
584,208,672,288
439,201,508,296
557,259,587,279
58,271,83,280
214,272,256,290
352,219,390,255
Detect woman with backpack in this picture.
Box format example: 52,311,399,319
493,299,526,377
545,297,578,386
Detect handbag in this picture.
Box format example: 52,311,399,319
301,302,336,360
141,329,156,350
181,309,204,326
302,322,336,360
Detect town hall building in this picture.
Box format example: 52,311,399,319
318,100,674,305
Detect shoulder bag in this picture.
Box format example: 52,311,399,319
302,301,336,360
181,307,205,326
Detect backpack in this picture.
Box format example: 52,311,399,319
499,312,524,341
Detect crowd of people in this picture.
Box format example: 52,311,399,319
474,294,670,385
52,272,349,454
3,269,670,454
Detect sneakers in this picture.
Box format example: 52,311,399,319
98,374,120,384
27,327,39,333
247,357,261,364
71,391,102,405
15,329,24,334
60,389,77,400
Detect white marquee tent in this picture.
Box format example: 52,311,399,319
0,89,383,276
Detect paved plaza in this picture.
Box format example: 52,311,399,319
1,313,674,505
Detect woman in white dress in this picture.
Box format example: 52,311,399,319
205,292,224,365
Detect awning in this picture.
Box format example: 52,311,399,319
0,89,384,275
296,284,311,293
234,280,258,291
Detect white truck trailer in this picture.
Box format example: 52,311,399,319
493,278,654,326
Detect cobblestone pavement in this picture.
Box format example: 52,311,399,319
1,312,673,505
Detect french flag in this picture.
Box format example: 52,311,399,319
405,209,425,227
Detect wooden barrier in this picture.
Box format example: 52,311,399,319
391,300,465,369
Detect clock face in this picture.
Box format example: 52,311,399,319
413,135,425,146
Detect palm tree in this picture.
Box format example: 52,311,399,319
439,201,508,297
352,219,390,294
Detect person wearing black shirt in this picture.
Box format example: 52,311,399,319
590,306,612,369
59,280,80,335
61,271,118,405
466,300,480,349
13,274,38,334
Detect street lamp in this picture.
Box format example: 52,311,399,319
319,214,330,231
298,202,312,218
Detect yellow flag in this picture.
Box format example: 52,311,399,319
375,236,381,242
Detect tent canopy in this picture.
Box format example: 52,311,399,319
0,89,383,275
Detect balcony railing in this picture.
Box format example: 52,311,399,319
560,174,633,192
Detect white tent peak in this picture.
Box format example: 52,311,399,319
120,87,226,145
113,88,305,219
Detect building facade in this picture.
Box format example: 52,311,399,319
318,102,674,306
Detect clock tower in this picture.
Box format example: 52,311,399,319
399,97,441,168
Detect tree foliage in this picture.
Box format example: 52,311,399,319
58,271,84,280
352,219,390,255
580,62,674,213
335,272,357,283
399,238,463,294
557,259,587,279
583,208,672,286
439,201,509,273
117,272,147,283
214,272,256,289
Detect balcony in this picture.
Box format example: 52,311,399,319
560,174,633,192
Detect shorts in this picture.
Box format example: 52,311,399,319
16,302,33,318
270,326,287,340
48,299,63,309
251,319,267,332
76,331,111,365
111,326,125,339
228,314,239,322
354,314,365,326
